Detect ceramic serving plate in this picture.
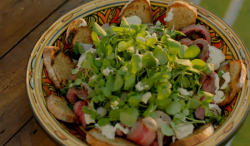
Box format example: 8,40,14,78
26,0,250,145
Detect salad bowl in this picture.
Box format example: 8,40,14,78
26,0,250,145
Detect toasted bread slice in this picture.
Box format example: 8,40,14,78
47,94,78,123
170,123,214,146
119,0,153,24
43,46,75,89
165,1,197,30
65,18,93,47
86,128,138,146
218,60,247,107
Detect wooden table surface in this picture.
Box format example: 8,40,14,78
0,0,92,145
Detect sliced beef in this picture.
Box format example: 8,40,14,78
181,24,211,44
127,119,156,146
195,96,206,120
190,39,210,62
66,88,88,104
180,38,193,46
201,72,218,94
73,101,88,129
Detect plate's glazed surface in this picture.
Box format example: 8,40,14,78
26,0,250,145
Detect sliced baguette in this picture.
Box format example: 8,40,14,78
218,60,247,107
86,128,138,146
119,0,153,24
65,18,93,47
170,123,214,146
166,1,197,30
43,46,75,89
47,94,78,123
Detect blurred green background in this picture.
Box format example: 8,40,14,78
191,0,250,145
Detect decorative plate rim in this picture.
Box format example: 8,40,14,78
26,0,250,145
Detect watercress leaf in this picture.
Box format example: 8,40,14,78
182,108,189,116
120,107,139,127
146,38,157,47
170,31,185,39
205,63,214,74
94,59,102,67
118,41,128,52
157,82,172,100
101,86,111,97
178,45,188,58
161,35,170,44
155,50,168,65
131,54,142,74
74,78,82,86
72,68,79,74
184,45,200,59
153,45,163,55
97,118,110,126
120,17,129,27
128,94,143,107
82,105,92,114
165,100,181,115
168,38,181,53
155,98,172,111
106,44,113,56
191,59,206,69
97,94,105,101
109,109,120,121
161,125,175,136
175,59,193,67
93,22,107,37
142,52,157,68
106,74,114,91
91,31,100,46
118,66,128,76
142,103,157,117
113,74,124,91
124,72,136,90
218,69,225,78
187,98,201,109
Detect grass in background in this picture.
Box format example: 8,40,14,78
232,0,250,52
231,0,250,145
199,0,231,19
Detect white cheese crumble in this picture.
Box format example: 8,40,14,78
137,36,145,43
214,73,220,92
142,92,152,104
152,33,157,39
79,19,88,27
209,104,222,116
125,15,142,25
174,123,194,139
77,47,95,69
145,35,151,41
102,67,113,76
69,83,74,88
178,88,194,96
164,8,174,22
135,82,148,91
89,75,96,81
207,45,225,70
96,107,107,118
97,123,129,139
221,72,230,89
111,100,119,109
84,114,95,124
213,90,225,104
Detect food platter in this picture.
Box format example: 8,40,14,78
26,0,250,145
